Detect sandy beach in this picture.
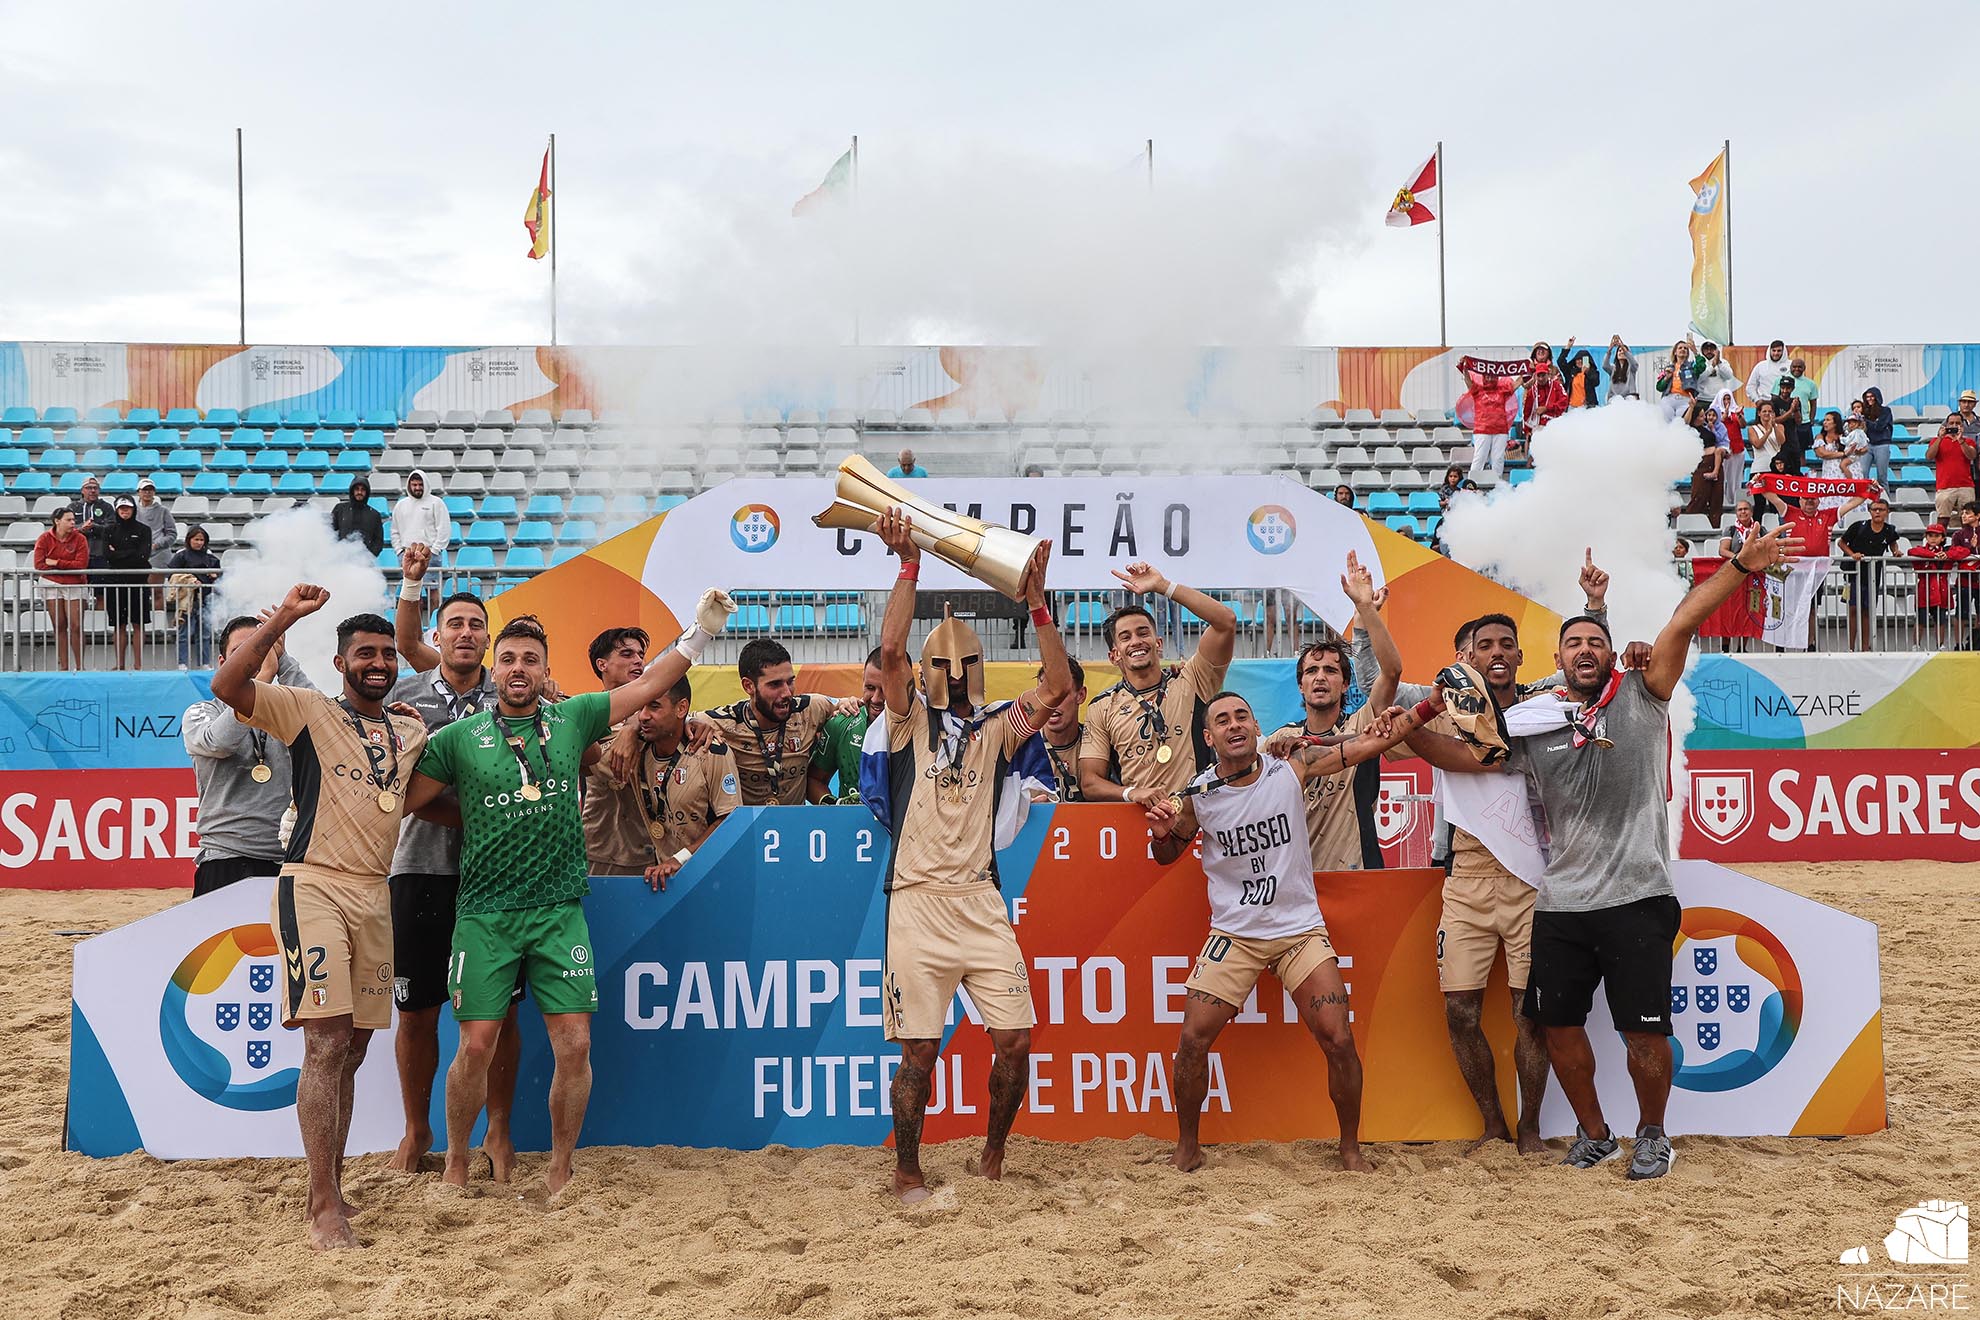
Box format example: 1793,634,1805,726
2,860,1972,1320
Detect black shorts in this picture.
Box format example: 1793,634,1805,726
388,872,528,1013
193,854,282,898
1522,894,1682,1035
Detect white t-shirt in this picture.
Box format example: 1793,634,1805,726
1189,757,1325,939
1745,354,1790,402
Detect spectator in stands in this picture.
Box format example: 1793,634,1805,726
164,525,221,669
331,476,384,557
1333,483,1355,509
1656,338,1698,419
1838,499,1902,651
1769,374,1806,473
1717,499,1759,559
1745,340,1789,405
1787,359,1820,458
104,495,153,670
32,506,90,671
1927,415,1978,521
1909,524,1970,649
1860,387,1896,490
1436,465,1465,505
1682,398,1727,527
67,474,114,602
1517,343,1568,447
1693,341,1738,401
135,477,177,612
1021,463,1044,478
1953,503,1980,640
1603,335,1637,401
1957,391,1980,441
1672,536,1694,586
1459,360,1518,479
1814,412,1869,524
1744,399,1788,493
1561,349,1602,409
391,469,451,604
888,449,929,479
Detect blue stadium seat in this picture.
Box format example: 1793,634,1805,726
100,472,139,495
321,409,359,430
306,429,346,451
276,472,317,494
343,430,384,453
599,519,639,539
163,408,201,427
525,494,565,518
375,547,400,570
479,495,519,519
283,408,320,429
550,545,586,566
1066,599,1110,629
230,429,268,452
1424,515,1442,541
55,471,88,494
1365,491,1406,516
163,449,202,472
293,449,331,474
104,427,142,450
32,447,76,470
333,451,371,472
144,427,178,451
188,472,229,495
41,407,79,425
607,494,647,517
1898,465,1933,485
1891,424,1914,439
653,494,688,513
465,521,508,547
234,473,274,495
1507,467,1535,486
0,448,26,473
823,603,867,635
120,448,162,471
1385,515,1420,539
243,406,281,427
512,520,553,546
0,407,35,426
79,446,118,469
442,495,475,519
556,520,596,544
203,408,240,428
10,471,51,494
84,406,122,426
250,450,291,472
774,604,817,633
146,473,184,495
185,427,224,451
270,427,308,452
66,426,102,450
729,605,773,636
566,494,605,516
320,472,355,495
358,410,396,430
19,426,54,451
124,408,161,427
504,547,546,570
1405,490,1442,516
454,546,497,570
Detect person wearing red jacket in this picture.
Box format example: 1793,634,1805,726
1517,342,1570,460
1460,362,1520,479
1908,523,1971,649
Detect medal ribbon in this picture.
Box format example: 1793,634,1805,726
1172,759,1260,804
338,699,405,795
638,745,684,832
1126,675,1171,743
1043,733,1083,801
501,711,553,795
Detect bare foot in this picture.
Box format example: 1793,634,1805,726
340,1196,362,1219
892,1170,931,1205
1338,1144,1373,1172
307,1209,358,1251
387,1129,431,1173
1169,1145,1205,1173
440,1158,471,1191
483,1133,516,1184
972,1146,1006,1181
1463,1128,1512,1156
545,1159,574,1199
1515,1128,1546,1156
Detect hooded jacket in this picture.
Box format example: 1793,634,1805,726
332,479,386,556
390,469,452,556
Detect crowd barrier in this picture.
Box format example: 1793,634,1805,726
66,807,1884,1159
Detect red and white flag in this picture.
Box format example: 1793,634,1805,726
1385,152,1438,228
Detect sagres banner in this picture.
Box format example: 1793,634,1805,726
70,810,1883,1157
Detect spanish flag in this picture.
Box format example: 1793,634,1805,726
524,146,551,260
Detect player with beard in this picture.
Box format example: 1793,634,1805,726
402,594,733,1196
871,507,1069,1203
1411,525,1802,1180
695,639,854,806
580,626,652,876
211,588,429,1250
612,673,741,891
1144,684,1489,1174
1014,656,1089,801
383,543,515,1177
809,648,887,803
1265,552,1401,872
1077,563,1238,803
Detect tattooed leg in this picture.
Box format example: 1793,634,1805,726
891,1039,939,1202
977,1028,1031,1180
1171,987,1239,1172
1293,963,1370,1171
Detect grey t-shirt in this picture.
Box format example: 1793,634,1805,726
388,667,497,876
1511,670,1674,913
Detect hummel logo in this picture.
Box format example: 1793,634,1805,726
1639,1015,1663,1023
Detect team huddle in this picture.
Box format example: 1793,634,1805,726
188,503,1802,1243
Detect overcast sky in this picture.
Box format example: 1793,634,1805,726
1,0,1970,350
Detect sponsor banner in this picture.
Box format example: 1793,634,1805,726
0,670,213,771
1685,652,1978,750
1680,748,1980,862
69,808,1883,1158
0,769,199,888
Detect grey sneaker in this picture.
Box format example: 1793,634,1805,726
1561,1124,1621,1169
1627,1125,1675,1180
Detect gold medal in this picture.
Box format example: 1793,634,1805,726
249,762,273,784
1155,744,1173,765
1165,792,1184,813
377,789,400,813
648,820,669,845
519,783,543,802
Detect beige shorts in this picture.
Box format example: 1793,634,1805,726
883,886,1034,1041
271,874,394,1030
1935,487,1976,521
1437,865,1538,992
1184,926,1337,1009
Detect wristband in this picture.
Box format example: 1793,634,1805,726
1030,605,1051,627
1162,580,1179,601
675,623,709,662
1411,698,1439,725
898,561,920,582
672,848,693,866
397,580,423,602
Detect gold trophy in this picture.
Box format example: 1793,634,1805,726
812,454,1042,598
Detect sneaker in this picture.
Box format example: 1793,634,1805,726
1561,1123,1622,1169
1627,1125,1675,1180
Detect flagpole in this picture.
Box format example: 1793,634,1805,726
235,128,246,345
1146,138,1154,193
851,134,861,347
1721,138,1733,345
1436,140,1447,348
549,132,558,347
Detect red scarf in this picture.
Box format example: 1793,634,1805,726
1458,355,1532,379
1749,472,1878,499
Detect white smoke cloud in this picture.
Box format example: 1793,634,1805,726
209,506,390,690
1439,399,1703,854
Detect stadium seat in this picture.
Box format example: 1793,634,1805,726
78,446,118,470
359,410,396,430
146,473,184,495
278,408,317,429
32,447,76,471
566,494,605,517
66,426,103,451
465,522,508,547
1366,492,1406,516
173,496,212,520
0,407,36,427
454,546,497,570
556,520,596,544
55,471,88,494
234,473,274,495
512,520,554,546
188,472,229,495
293,450,332,474
163,408,201,427
230,428,268,452
478,495,519,521
250,450,291,472
243,406,281,427
1507,467,1536,487
503,547,546,571
100,472,138,495
479,410,514,428
322,409,359,431
10,472,51,495
727,604,773,636
84,406,122,426
403,410,442,429
0,449,26,474
320,472,356,495
1385,515,1420,539
203,408,240,428
517,408,554,428
441,495,474,520
333,451,372,473
125,408,161,427
343,430,384,453
42,407,79,426
525,495,565,519
276,472,317,495
773,604,817,633
120,447,162,471
550,545,587,566
1405,491,1443,516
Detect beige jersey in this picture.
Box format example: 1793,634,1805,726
585,735,742,867
582,722,647,870
700,696,836,805
1279,703,1384,874
1079,652,1228,796
883,699,1037,895
245,682,427,888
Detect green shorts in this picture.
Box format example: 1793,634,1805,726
449,900,598,1020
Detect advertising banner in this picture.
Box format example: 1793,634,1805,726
69,808,1883,1158
1680,748,1980,862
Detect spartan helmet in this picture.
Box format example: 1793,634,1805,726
921,605,985,711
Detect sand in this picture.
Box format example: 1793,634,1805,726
1,861,1973,1320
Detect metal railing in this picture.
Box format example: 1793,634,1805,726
3,561,1971,672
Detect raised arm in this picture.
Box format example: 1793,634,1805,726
874,506,921,718
1341,551,1399,711
1643,523,1799,701
1013,540,1069,723
394,543,442,674
211,584,329,718
1113,561,1238,671
607,590,735,726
